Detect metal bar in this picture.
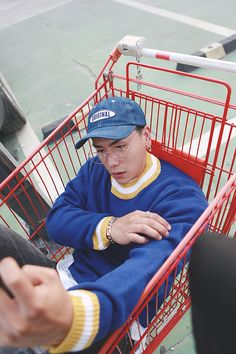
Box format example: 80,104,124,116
117,35,236,73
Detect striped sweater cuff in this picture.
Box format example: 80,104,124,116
92,216,113,250
49,290,99,353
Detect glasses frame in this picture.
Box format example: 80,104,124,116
89,129,141,164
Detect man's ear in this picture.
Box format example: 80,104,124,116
143,126,152,151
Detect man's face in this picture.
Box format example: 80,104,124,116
92,126,151,184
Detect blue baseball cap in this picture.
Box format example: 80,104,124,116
75,96,146,149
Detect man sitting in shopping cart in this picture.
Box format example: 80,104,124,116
0,96,208,353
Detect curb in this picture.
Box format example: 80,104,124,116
176,33,236,72
42,116,74,139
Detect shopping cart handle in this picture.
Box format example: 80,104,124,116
117,35,145,57
117,35,236,73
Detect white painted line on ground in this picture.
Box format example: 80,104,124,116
0,0,73,31
183,117,236,157
112,0,236,36
16,122,64,203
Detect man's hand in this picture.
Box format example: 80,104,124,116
0,257,73,348
111,210,171,245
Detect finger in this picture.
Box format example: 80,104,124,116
0,276,14,298
0,287,13,305
136,215,169,237
133,224,163,240
146,219,169,237
22,264,58,285
0,285,17,326
129,233,149,244
144,212,171,231
127,213,168,237
0,258,34,307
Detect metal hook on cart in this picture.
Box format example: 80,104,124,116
136,57,142,91
103,71,114,87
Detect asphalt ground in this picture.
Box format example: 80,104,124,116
0,1,236,353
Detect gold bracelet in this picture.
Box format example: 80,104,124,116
106,217,117,244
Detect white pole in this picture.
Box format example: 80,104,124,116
142,48,236,73
117,35,236,73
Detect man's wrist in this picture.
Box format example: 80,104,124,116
106,217,118,244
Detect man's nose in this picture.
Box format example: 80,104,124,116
105,153,120,167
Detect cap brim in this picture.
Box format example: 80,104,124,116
75,125,137,149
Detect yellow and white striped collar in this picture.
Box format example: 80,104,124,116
111,153,161,200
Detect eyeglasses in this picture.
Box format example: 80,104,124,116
89,130,140,164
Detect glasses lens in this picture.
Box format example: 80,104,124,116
111,147,126,160
88,150,103,164
88,130,139,164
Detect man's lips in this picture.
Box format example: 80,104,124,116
112,171,126,178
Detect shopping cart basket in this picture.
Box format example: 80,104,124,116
0,36,235,353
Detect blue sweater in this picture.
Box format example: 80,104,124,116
47,153,208,352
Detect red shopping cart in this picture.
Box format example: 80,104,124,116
0,36,235,353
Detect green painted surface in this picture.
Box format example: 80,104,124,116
154,310,197,354
1,0,236,144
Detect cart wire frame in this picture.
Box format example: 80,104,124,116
0,36,235,353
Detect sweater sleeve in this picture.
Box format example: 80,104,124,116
54,182,208,348
49,290,100,353
46,162,112,251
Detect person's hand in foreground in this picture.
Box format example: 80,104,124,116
111,210,171,245
0,257,73,348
